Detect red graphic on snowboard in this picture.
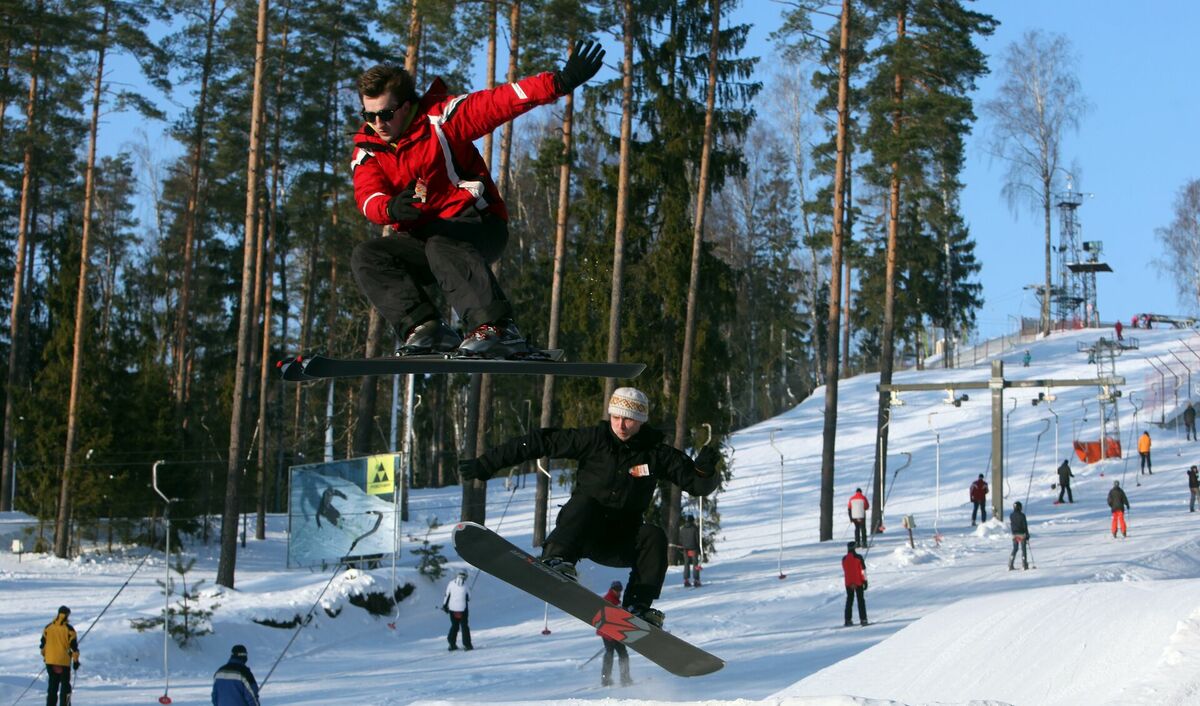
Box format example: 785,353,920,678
591,605,650,644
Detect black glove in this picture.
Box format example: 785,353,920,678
386,188,421,223
458,458,488,483
862,580,868,591
694,446,720,475
73,661,80,671
442,605,449,614
556,40,605,93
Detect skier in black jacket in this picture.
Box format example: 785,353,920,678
458,387,721,626
1056,460,1074,504
1189,465,1199,512
1009,501,1030,570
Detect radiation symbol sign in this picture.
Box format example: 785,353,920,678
366,454,397,495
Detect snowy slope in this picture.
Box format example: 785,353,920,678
3,327,1200,706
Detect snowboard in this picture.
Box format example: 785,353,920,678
452,522,724,678
277,352,644,381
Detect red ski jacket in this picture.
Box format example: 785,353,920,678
970,479,988,502
842,552,866,587
847,491,869,520
351,73,563,230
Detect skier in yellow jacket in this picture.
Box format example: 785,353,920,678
40,605,80,706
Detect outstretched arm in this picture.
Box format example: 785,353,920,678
459,427,597,482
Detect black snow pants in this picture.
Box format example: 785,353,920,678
350,215,512,336
45,664,71,706
844,585,867,625
542,495,667,607
448,608,472,649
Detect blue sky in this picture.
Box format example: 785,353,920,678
737,0,1200,340
97,1,1199,343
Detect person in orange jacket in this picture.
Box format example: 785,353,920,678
40,606,79,706
847,488,869,548
598,580,632,687
842,542,868,627
1138,432,1152,474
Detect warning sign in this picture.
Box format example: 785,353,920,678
366,454,397,496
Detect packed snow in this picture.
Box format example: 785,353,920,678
5,327,1200,705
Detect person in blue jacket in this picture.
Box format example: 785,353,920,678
212,644,260,705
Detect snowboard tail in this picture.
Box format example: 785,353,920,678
277,352,643,381
452,522,723,678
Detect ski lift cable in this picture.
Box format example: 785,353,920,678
768,428,787,579
10,462,165,705
1024,418,1052,505
261,512,384,690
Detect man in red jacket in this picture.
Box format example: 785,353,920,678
598,580,632,687
847,488,869,548
842,542,868,627
351,42,605,358
969,473,989,526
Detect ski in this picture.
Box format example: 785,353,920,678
452,522,723,678
277,352,644,381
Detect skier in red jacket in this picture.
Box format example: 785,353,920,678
597,580,632,687
842,542,868,627
351,42,605,358
969,474,989,526
847,488,869,548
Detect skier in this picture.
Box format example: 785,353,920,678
1115,319,1124,342
457,387,721,627
1055,459,1074,504
969,473,989,526
1189,465,1199,512
1022,350,1031,367
40,606,79,706
1108,480,1130,538
1138,432,1152,474
349,42,605,358
679,514,702,587
1009,501,1030,570
847,487,869,548
1185,403,1197,442
442,570,473,651
842,542,869,626
212,644,260,706
598,580,632,687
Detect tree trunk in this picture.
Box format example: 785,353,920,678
870,4,906,539
819,0,852,542
1,10,40,513
217,0,269,589
173,0,220,437
603,0,635,405
481,0,497,169
55,4,109,558
840,149,853,379
535,51,576,547
670,0,720,561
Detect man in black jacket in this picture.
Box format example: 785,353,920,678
459,387,721,626
1056,460,1074,504
1009,501,1030,570
1189,465,1199,512
1108,480,1130,538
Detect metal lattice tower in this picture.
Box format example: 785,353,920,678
1054,188,1085,324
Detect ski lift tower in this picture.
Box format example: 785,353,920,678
1054,188,1086,325
1068,241,1112,328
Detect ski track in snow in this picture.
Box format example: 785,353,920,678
4,329,1200,704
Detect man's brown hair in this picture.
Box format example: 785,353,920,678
357,64,418,105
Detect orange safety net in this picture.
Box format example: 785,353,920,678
1073,439,1123,463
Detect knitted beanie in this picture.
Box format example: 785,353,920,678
608,387,649,422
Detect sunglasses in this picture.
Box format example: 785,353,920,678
361,107,398,123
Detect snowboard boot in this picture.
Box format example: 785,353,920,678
398,319,462,356
601,676,613,687
456,318,534,359
539,556,578,582
448,644,458,651
844,620,854,627
694,579,702,587
1008,560,1015,570
627,603,665,628
860,619,870,626
684,580,692,587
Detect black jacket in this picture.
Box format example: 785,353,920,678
1185,406,1196,424
679,522,700,551
1107,487,1130,512
1057,461,1073,485
476,422,719,514
1009,509,1029,537
1189,469,1199,489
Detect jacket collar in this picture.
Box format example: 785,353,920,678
354,77,451,151
602,420,664,450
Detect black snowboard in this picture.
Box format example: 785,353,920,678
277,352,643,381
452,522,724,678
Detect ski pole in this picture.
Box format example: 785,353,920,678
578,645,605,669
1025,539,1037,569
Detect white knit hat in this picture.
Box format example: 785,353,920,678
608,387,650,422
